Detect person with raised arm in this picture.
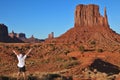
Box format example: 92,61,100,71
12,48,32,80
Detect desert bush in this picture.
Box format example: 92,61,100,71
51,46,56,51
0,74,72,80
28,74,38,80
0,76,9,80
30,61,35,65
0,75,16,80
48,44,56,51
97,49,103,53
48,43,54,46
64,50,70,55
39,73,71,80
56,57,66,62
79,45,85,53
33,45,38,48
13,46,19,49
69,57,77,61
90,40,96,45
5,45,10,49
25,46,30,49
41,59,50,64
63,61,79,69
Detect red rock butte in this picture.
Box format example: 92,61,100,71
46,4,120,47
74,4,109,27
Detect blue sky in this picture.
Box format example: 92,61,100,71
0,0,120,39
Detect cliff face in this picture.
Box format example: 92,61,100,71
74,4,108,27
0,24,9,42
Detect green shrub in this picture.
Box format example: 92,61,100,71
63,61,79,69
56,57,65,62
97,49,103,53
41,59,50,64
90,41,96,45
64,50,70,55
69,57,77,61
79,45,85,53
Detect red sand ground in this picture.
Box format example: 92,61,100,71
0,43,120,80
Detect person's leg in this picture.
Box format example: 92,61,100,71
17,72,20,80
21,66,26,80
22,72,26,80
17,67,22,80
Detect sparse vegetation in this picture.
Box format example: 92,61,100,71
97,48,104,53
42,59,50,64
0,73,73,80
64,50,70,55
79,45,85,53
63,61,79,69
0,43,120,80
55,57,66,62
90,40,96,45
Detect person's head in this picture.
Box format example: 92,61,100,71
18,53,25,57
19,54,23,57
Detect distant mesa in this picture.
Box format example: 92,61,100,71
9,31,43,43
0,24,23,43
24,35,43,43
46,4,120,46
9,31,26,40
0,23,43,43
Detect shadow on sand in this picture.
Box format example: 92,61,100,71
89,58,120,75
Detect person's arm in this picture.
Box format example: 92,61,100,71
12,50,19,55
26,48,32,56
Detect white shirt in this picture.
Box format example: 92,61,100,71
17,54,27,67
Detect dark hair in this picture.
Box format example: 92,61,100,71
21,52,25,55
19,49,25,55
